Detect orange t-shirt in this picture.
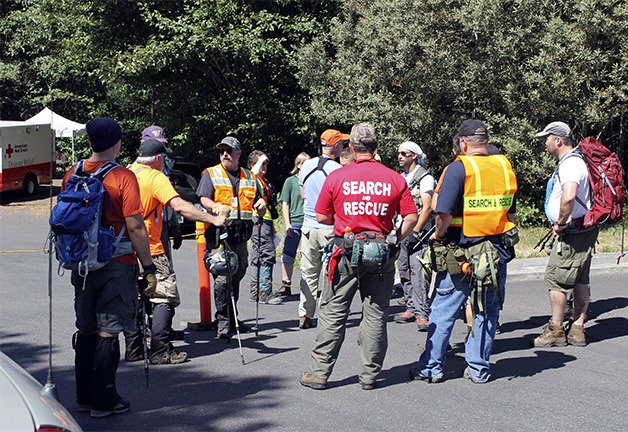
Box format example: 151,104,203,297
63,160,144,265
130,164,179,256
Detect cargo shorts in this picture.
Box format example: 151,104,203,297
544,227,599,292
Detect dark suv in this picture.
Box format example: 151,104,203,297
170,160,203,233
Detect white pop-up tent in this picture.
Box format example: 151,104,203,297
26,107,86,163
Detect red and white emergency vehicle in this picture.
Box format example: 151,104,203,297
0,121,53,195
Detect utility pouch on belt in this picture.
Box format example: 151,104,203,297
464,240,500,287
430,241,464,275
501,226,520,248
349,232,389,268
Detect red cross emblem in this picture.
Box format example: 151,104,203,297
5,144,13,158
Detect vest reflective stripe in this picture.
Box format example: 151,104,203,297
454,155,517,237
208,164,256,220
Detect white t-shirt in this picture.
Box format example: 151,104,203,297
402,165,435,230
547,154,591,223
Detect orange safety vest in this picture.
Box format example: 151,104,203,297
207,164,256,220
450,155,517,237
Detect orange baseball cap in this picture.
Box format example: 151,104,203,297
320,129,350,147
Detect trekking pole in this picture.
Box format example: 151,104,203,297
220,231,245,365
140,291,150,388
409,226,436,255
253,219,262,336
534,227,554,252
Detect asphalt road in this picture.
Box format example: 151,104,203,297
1,195,627,432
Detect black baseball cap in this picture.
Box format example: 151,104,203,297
138,138,172,157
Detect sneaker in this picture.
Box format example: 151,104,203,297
260,292,283,305
463,368,487,383
533,320,567,347
360,381,375,390
394,311,415,323
90,398,130,418
417,317,429,332
277,280,292,297
567,323,586,347
150,350,187,365
408,367,443,383
299,371,327,390
299,316,313,329
77,404,90,413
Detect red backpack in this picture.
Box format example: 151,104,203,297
574,136,625,228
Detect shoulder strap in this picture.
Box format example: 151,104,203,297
302,157,330,186
409,165,429,189
91,161,119,181
554,150,589,209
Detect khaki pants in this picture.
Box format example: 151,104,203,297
298,226,334,318
309,253,394,384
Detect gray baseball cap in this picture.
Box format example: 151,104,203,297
216,136,241,150
535,121,573,139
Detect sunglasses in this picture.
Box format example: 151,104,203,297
218,147,233,155
398,151,414,157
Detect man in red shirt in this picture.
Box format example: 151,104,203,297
299,123,418,391
65,118,154,418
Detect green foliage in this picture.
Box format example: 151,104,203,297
1,0,626,216
297,0,628,215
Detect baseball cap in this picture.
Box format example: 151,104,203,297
216,136,241,150
458,119,489,137
349,123,377,144
320,129,350,147
86,118,123,152
138,138,172,157
535,121,573,139
141,125,168,143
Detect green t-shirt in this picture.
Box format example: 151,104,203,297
280,175,304,226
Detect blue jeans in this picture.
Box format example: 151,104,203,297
251,264,273,294
417,261,506,382
281,224,302,266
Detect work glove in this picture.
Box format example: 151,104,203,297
138,263,158,297
428,232,445,248
253,198,267,218
405,231,422,251
212,203,232,217
172,226,183,250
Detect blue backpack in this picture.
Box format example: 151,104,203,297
50,160,132,275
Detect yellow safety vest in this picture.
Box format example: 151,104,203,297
206,164,256,220
450,155,517,237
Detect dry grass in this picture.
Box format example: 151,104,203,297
515,224,626,258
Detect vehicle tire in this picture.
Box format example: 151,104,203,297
24,174,38,196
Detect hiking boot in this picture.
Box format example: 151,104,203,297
299,316,313,329
150,350,188,365
567,323,586,347
260,292,283,305
169,329,185,341
277,280,292,297
249,286,258,302
299,371,327,390
533,320,567,347
90,398,130,418
408,367,442,383
417,317,429,332
235,321,252,333
395,311,415,323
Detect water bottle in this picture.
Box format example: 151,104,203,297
343,226,354,249
386,231,397,245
